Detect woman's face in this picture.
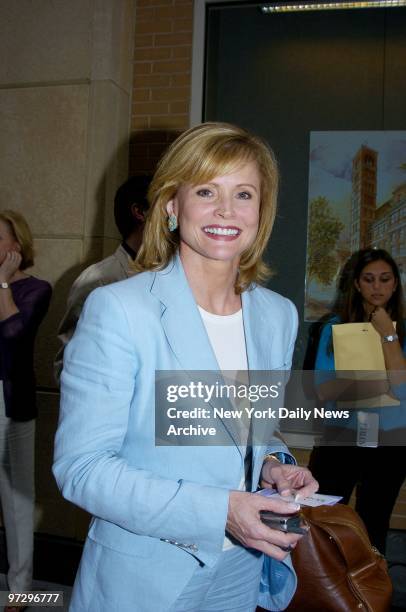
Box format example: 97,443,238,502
0,219,20,266
166,160,261,268
355,259,397,311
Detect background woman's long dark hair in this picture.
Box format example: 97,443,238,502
330,248,405,349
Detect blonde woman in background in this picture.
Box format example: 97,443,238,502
0,211,52,610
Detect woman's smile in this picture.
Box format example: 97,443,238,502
202,224,242,239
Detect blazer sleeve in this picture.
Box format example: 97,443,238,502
53,271,107,384
0,280,52,342
280,298,298,370
53,287,229,567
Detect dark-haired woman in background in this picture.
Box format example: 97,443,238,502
0,210,52,606
309,248,406,554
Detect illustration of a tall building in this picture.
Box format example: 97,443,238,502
350,145,378,251
370,182,406,279
350,142,405,279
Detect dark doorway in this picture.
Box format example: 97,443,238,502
204,4,406,364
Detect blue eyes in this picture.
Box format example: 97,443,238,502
195,189,252,199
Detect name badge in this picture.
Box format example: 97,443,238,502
357,411,379,448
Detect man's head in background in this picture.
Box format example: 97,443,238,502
114,174,151,254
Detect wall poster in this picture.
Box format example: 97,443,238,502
305,131,406,321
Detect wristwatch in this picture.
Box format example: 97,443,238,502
0,282,9,289
263,452,296,465
382,333,399,343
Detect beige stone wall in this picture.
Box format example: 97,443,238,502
0,0,136,539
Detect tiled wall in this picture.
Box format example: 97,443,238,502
130,0,194,174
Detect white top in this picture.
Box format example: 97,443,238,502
198,305,249,550
198,306,248,372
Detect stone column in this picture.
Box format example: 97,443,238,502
0,0,135,538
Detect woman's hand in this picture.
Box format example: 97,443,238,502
369,306,394,338
0,251,21,321
226,490,302,560
370,306,406,380
260,460,318,500
226,463,318,560
0,251,22,283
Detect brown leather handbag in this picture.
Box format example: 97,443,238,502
286,504,392,612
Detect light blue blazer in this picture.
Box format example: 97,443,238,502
53,256,299,611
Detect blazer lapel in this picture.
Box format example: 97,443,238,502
153,262,276,372
151,256,242,451
242,288,282,470
242,288,274,371
151,256,219,371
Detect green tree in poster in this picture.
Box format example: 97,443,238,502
307,196,344,293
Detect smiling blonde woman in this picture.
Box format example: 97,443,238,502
53,123,317,612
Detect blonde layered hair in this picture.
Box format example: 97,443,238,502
134,122,279,292
0,209,34,270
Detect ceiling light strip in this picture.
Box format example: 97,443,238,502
262,0,406,12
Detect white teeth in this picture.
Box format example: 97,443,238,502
204,227,239,236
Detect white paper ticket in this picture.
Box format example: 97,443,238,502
257,488,342,507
